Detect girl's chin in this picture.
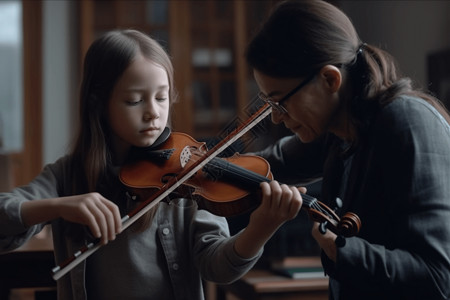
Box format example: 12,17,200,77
134,138,158,148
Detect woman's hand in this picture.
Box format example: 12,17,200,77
311,222,338,261
234,180,303,258
21,193,122,245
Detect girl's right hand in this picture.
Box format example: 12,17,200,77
57,193,122,244
21,193,122,245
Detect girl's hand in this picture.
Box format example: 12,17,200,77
21,193,122,245
57,193,122,244
251,181,303,231
311,222,337,261
233,181,303,258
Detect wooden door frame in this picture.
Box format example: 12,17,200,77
9,0,43,187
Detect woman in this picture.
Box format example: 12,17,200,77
246,1,450,299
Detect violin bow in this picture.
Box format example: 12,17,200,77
52,103,273,280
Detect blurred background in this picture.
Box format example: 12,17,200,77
1,0,449,189
0,0,449,299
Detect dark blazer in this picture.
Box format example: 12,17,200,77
257,96,450,300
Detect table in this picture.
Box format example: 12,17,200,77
216,257,329,300
0,226,56,299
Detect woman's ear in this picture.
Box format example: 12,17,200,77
318,65,342,93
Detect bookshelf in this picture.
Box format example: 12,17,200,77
77,0,276,140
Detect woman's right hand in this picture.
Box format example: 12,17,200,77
21,193,122,245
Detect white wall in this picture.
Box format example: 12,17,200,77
339,0,450,89
42,0,77,165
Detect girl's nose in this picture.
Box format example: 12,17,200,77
143,100,159,121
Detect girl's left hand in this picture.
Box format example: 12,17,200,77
251,180,303,232
234,180,303,259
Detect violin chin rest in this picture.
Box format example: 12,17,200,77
152,127,172,148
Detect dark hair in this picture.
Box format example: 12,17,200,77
246,0,450,139
71,30,177,193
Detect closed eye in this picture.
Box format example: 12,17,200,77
126,99,143,106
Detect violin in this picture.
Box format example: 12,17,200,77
51,103,361,280
120,131,361,238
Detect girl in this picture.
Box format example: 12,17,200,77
247,1,450,299
0,29,303,299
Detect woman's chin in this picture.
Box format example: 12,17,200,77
295,131,316,143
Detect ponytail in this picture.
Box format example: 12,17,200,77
349,43,450,127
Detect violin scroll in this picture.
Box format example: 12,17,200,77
305,199,361,238
338,212,361,237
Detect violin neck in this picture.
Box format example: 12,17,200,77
203,157,270,191
203,157,316,206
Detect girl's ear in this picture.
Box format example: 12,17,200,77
318,65,342,93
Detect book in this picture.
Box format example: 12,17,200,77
270,256,325,279
274,266,325,279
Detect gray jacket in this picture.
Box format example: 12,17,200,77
0,155,261,299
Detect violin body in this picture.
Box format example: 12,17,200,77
120,132,272,216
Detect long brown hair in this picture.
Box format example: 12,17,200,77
246,0,450,140
71,30,177,194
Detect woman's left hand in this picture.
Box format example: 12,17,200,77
311,222,338,262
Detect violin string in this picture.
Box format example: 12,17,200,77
311,201,334,219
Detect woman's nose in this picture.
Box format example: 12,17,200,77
271,110,284,124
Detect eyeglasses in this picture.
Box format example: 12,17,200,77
257,73,315,114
